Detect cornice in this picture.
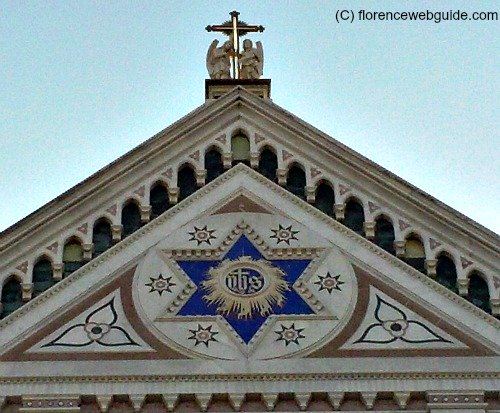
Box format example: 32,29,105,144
1,371,498,386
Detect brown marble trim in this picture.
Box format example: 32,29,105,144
2,267,186,361
211,194,273,214
307,265,495,358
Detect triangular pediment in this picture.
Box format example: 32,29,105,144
2,165,497,364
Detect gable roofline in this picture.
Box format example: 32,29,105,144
1,87,498,253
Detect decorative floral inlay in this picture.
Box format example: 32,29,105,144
188,324,219,347
354,295,451,345
145,274,176,296
314,272,344,294
188,225,217,245
42,298,139,348
270,224,299,245
275,323,305,346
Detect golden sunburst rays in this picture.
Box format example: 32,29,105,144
201,256,290,318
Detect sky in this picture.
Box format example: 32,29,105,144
0,1,499,235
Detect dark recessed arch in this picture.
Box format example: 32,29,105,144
286,163,306,200
436,252,458,293
343,197,365,235
177,163,198,202
258,146,278,182
121,200,142,238
1,276,23,319
205,146,224,183
150,181,170,220
32,256,55,297
313,180,335,217
92,218,113,258
467,271,491,314
63,237,84,278
374,215,395,255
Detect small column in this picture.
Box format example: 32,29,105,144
457,278,469,296
82,243,93,261
250,151,259,168
334,203,345,221
140,205,151,224
426,259,437,277
168,187,179,205
111,224,122,243
21,283,33,302
223,152,232,169
305,186,315,203
363,221,375,239
52,263,63,281
394,240,406,258
196,169,206,186
276,169,287,186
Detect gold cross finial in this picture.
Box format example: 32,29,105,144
206,11,265,79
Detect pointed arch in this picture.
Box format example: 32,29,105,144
403,233,426,273
374,215,395,255
258,146,278,182
343,197,365,235
467,271,491,313
313,180,335,217
1,276,23,319
150,181,170,220
205,146,224,183
286,163,306,200
121,199,142,238
231,131,250,166
92,218,113,258
32,256,55,297
177,163,197,201
436,252,458,293
62,237,84,278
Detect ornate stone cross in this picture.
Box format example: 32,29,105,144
206,11,265,79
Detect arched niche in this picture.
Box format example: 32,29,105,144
343,198,365,235
374,216,395,255
313,181,335,217
205,147,224,183
121,201,142,238
1,277,23,319
467,271,491,314
231,132,250,166
258,146,278,182
178,164,197,201
32,258,55,297
63,238,84,277
150,182,170,220
436,253,458,293
403,234,426,273
286,163,306,200
92,218,113,258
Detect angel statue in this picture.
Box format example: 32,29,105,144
239,39,264,79
206,39,233,79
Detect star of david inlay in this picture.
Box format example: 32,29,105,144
172,235,316,344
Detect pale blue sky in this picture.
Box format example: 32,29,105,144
1,1,498,234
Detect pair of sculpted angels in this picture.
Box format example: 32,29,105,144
206,38,264,80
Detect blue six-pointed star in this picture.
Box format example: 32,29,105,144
176,235,314,343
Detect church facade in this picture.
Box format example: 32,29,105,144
0,74,499,411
